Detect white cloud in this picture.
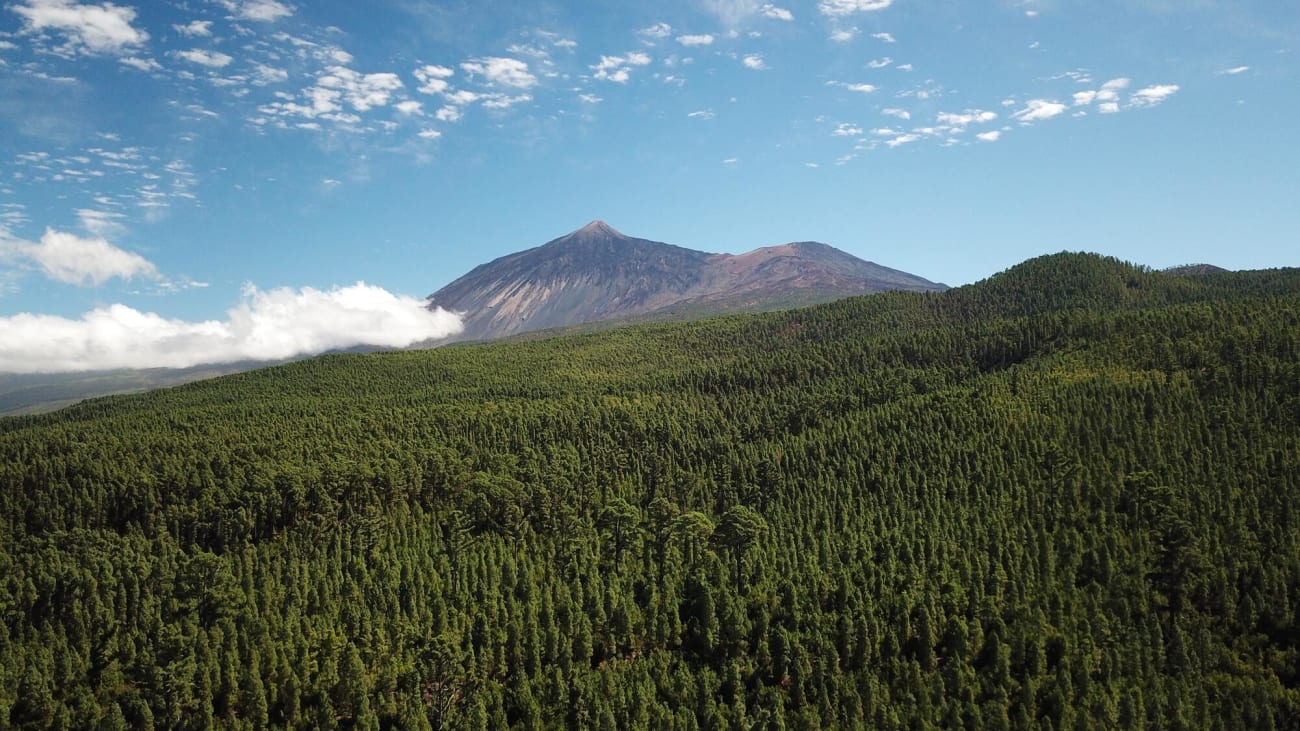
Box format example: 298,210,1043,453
897,63,912,71
224,0,293,23
1072,90,1097,106
819,0,893,17
461,57,537,89
174,20,212,37
413,64,454,94
1012,99,1067,123
830,27,859,42
742,53,766,70
480,94,531,110
1099,102,1119,114
317,66,404,111
976,130,1001,142
872,32,895,43
639,22,672,40
867,57,892,69
762,4,793,20
12,0,149,55
417,129,441,139
395,100,423,115
1,227,158,286
119,55,160,72
1221,66,1249,75
592,52,652,83
885,132,920,148
578,93,601,104
937,109,997,128
882,107,909,120
174,48,234,68
1025,9,1039,17
833,123,863,136
688,109,715,120
0,283,463,373
677,34,714,47
252,62,288,85
1096,77,1130,103
1129,84,1179,108
832,81,876,93
75,208,126,237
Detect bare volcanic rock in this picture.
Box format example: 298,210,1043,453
427,221,946,341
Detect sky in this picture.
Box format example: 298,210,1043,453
0,0,1296,372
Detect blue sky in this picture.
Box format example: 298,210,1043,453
0,0,1296,371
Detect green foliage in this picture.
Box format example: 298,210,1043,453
2,253,1299,728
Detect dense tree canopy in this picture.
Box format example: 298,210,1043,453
1,253,1298,729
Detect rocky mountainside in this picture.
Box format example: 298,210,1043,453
426,221,946,341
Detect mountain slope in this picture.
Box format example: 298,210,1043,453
2,254,1299,727
426,220,945,341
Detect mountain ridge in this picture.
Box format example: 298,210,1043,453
426,220,947,341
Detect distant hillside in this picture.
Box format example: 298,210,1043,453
426,220,946,341
1163,263,1230,276
3,253,1298,728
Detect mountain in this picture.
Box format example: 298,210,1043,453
426,220,946,341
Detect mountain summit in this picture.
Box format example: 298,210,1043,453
427,222,946,341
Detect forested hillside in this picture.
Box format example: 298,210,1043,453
2,253,1298,730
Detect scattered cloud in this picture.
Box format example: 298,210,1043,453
174,48,234,68
119,55,161,72
976,130,1002,142
868,57,893,69
688,109,715,120
12,0,149,55
830,27,859,42
76,208,126,237
317,66,404,111
251,62,288,85
819,0,893,17
831,81,876,93
936,109,997,128
762,4,794,21
1129,84,1179,108
394,100,423,115
173,20,212,37
833,123,863,136
0,227,158,286
742,53,767,70
460,57,537,89
593,52,652,83
638,22,672,41
872,32,896,43
413,64,454,94
896,63,912,71
1012,99,1067,123
221,0,293,23
1220,66,1250,75
882,107,910,120
417,129,441,139
0,283,464,373
677,34,715,47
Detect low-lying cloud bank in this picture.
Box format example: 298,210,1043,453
0,282,463,373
